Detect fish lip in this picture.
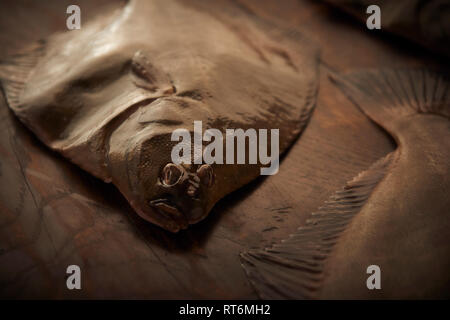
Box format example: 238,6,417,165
149,198,189,230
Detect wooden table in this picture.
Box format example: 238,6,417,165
0,0,443,298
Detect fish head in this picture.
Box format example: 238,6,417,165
115,126,217,233
148,162,215,231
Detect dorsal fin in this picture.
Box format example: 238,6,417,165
329,69,450,140
0,40,46,109
240,152,394,299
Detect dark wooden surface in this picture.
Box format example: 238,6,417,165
0,0,442,298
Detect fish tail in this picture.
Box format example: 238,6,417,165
329,68,450,139
0,40,46,109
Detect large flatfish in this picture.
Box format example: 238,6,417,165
0,0,319,232
240,68,450,298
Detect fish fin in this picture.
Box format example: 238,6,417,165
329,69,450,137
0,40,47,109
188,0,320,69
240,152,394,299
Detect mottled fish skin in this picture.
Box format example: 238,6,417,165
241,69,450,299
0,0,319,232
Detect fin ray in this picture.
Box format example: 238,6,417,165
330,69,450,137
240,153,394,299
0,40,46,109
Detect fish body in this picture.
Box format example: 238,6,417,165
0,0,319,232
241,69,450,298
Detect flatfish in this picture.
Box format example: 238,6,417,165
0,0,319,232
240,68,450,298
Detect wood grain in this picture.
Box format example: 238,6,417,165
0,0,441,298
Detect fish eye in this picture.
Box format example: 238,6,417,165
197,164,214,187
161,163,184,186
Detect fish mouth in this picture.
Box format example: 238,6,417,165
149,198,189,230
